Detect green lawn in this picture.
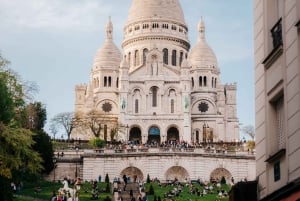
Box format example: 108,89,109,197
144,182,230,201
14,180,230,201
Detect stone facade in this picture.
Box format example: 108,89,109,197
83,151,255,183
254,0,300,200
72,0,240,144
48,150,255,183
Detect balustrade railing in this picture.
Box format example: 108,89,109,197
53,140,253,156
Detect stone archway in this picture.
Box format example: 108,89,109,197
167,127,179,141
129,127,141,144
210,168,232,184
120,166,144,182
165,166,189,182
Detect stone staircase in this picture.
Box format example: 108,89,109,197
113,182,140,201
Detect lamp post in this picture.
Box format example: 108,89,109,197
192,132,194,145
126,124,129,142
75,147,79,179
242,136,246,151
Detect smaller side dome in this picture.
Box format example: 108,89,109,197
189,19,218,70
93,17,122,69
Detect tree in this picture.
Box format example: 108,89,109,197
0,175,13,201
242,125,255,140
89,137,105,148
110,123,123,142
147,174,151,183
148,184,155,195
20,102,47,130
32,130,54,174
0,54,43,178
0,53,43,200
0,123,43,178
17,102,54,174
51,112,75,140
221,176,226,184
105,173,110,183
84,110,103,138
74,110,119,141
0,76,14,124
49,122,58,139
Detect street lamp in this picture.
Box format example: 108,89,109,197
126,124,129,142
75,147,79,179
192,132,194,144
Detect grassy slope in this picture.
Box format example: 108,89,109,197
14,181,230,201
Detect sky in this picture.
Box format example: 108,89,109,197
0,0,254,138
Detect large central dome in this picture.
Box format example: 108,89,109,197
126,0,186,25
122,0,190,55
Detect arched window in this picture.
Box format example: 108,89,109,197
152,23,159,28
163,48,168,65
171,99,174,113
179,51,183,66
143,48,148,65
151,86,158,107
128,52,131,67
135,99,139,113
104,76,107,87
108,76,112,87
172,50,177,66
192,77,194,88
134,50,139,66
93,78,96,87
199,76,202,87
212,77,214,88
116,77,119,88
204,76,207,87
97,78,99,87
215,78,217,88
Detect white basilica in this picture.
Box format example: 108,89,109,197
72,0,240,144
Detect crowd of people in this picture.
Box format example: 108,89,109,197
11,175,232,201
112,174,147,201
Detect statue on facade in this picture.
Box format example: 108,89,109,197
151,55,158,75
121,97,126,110
184,96,189,110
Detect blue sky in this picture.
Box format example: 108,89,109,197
0,0,254,138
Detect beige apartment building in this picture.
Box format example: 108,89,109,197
254,0,300,200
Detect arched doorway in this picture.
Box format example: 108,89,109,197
210,168,232,184
167,127,179,142
120,166,144,182
165,166,189,182
129,127,141,144
148,126,160,144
